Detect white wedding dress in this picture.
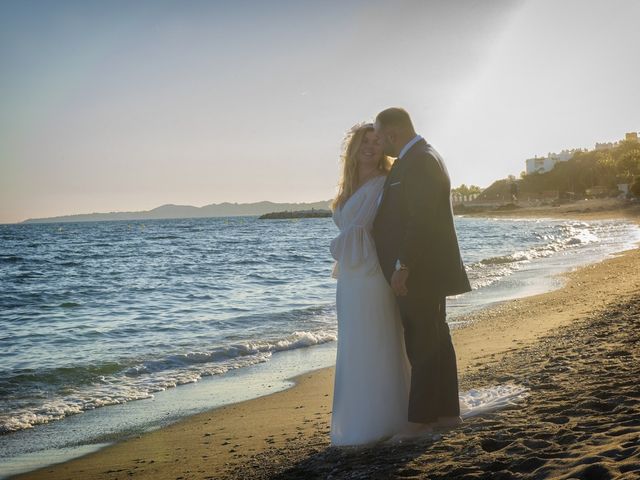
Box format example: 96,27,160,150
328,175,530,447
329,176,413,446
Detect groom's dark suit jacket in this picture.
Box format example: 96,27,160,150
372,139,471,297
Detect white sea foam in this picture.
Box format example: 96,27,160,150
465,220,638,290
460,384,529,418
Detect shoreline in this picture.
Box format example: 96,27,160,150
9,207,640,479
459,197,640,221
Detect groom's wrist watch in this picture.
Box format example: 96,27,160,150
395,259,409,272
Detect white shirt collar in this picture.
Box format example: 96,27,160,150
398,134,423,159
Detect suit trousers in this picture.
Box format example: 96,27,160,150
396,285,460,423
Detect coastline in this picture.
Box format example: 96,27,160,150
9,206,640,480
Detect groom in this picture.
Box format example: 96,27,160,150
372,107,471,437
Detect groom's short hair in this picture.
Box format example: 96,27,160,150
376,107,415,132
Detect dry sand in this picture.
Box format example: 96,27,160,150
12,208,640,480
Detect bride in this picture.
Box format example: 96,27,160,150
329,123,413,446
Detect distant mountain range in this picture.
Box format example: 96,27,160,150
20,200,333,224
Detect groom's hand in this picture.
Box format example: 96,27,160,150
391,269,409,296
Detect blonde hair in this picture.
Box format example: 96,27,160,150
332,123,392,210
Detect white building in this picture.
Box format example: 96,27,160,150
525,150,576,175
595,142,618,151
525,157,556,175
524,132,638,175
595,132,637,151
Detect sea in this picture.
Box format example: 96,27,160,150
1,215,639,477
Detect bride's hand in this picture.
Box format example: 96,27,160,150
391,269,409,296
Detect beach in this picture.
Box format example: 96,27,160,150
4,1,640,478
11,206,640,480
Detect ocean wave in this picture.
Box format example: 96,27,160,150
466,221,609,289
0,255,23,263
59,261,83,267
224,304,336,327
0,329,337,433
124,330,337,376
146,235,182,240
59,302,81,308
565,230,599,245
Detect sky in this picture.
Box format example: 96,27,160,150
1,0,639,224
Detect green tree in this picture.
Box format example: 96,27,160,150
505,141,639,198
452,184,483,196
616,149,640,182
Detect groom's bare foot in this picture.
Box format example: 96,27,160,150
435,415,463,430
387,422,437,443
406,422,436,434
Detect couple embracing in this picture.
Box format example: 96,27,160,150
329,107,471,446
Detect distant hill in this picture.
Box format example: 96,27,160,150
259,209,332,219
20,200,332,224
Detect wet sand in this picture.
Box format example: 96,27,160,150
11,210,640,480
